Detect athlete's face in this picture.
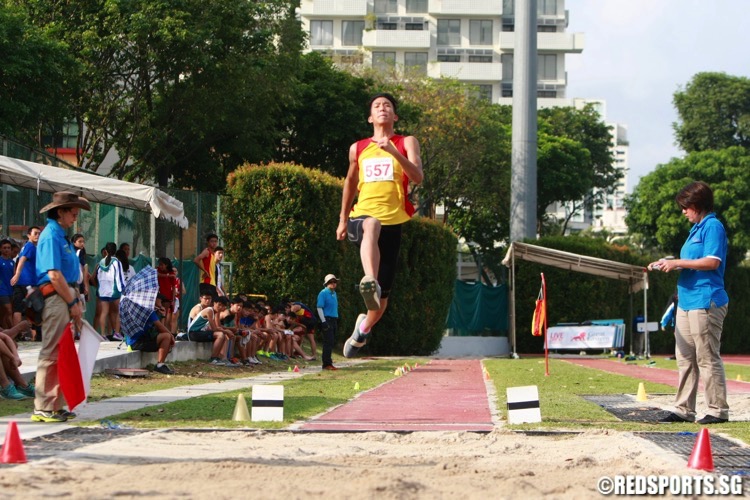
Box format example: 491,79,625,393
369,97,397,125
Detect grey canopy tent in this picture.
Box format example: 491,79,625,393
502,242,650,357
0,154,188,228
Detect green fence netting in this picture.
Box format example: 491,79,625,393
445,280,508,337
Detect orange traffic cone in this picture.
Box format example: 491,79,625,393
293,365,300,373
687,428,714,472
0,421,27,464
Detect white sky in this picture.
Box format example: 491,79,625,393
564,0,750,192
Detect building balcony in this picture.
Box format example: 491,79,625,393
299,0,367,17
362,29,432,49
428,0,503,16
499,32,584,53
429,61,502,81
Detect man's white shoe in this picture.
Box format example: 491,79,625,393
343,314,368,358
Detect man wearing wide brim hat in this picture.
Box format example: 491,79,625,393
32,191,91,423
316,274,340,370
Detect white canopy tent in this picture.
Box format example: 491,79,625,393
0,155,188,228
502,242,650,357
0,154,188,267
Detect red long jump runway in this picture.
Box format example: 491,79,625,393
563,358,750,394
300,359,494,432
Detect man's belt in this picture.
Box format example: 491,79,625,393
39,282,77,298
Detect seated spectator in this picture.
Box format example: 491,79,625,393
126,299,175,375
187,292,214,331
289,301,318,359
0,330,35,399
187,296,236,365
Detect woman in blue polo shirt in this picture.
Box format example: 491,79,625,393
649,181,729,425
32,192,91,423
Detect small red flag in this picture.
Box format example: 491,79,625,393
58,323,86,411
532,274,547,337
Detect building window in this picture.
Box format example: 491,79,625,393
374,0,397,14
437,54,461,62
503,0,514,16
404,52,428,75
468,55,493,63
342,21,364,46
537,25,557,32
538,90,557,98
377,22,397,30
372,51,396,70
539,54,557,80
437,19,461,46
310,20,333,46
501,53,513,80
406,0,428,13
538,0,558,15
474,85,493,102
469,20,493,46
405,22,425,31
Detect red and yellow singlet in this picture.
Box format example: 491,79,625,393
349,135,415,225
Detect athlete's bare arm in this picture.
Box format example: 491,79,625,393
337,142,360,241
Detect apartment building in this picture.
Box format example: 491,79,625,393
298,0,584,106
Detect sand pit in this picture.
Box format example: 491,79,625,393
0,428,713,499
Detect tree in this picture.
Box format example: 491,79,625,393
274,52,374,178
0,3,76,144
20,0,303,190
625,146,750,265
673,72,750,153
537,104,620,233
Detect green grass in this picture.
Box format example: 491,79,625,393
104,358,421,429
484,358,750,445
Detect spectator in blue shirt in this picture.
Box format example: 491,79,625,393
649,181,729,425
317,274,339,371
32,192,91,423
10,226,41,335
0,239,15,329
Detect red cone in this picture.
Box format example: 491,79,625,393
687,428,714,472
293,365,300,373
0,421,27,464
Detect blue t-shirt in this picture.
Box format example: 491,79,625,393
316,287,338,319
17,242,38,287
677,212,729,310
126,311,160,347
0,257,14,296
36,218,80,286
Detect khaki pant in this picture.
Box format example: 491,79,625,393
673,304,728,420
34,287,75,412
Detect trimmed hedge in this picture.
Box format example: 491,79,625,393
513,236,749,355
223,162,457,355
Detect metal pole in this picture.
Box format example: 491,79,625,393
510,0,538,242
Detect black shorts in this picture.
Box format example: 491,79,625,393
12,286,28,313
132,331,159,352
188,330,215,342
347,216,403,299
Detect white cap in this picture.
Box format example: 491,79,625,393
323,274,339,285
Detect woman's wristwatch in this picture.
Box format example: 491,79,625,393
67,297,80,309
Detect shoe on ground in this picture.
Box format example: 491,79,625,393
242,359,253,366
55,409,77,420
697,415,728,424
17,382,35,398
343,314,368,358
249,356,261,365
154,363,174,375
359,275,381,311
658,412,692,423
323,365,339,371
31,410,67,423
0,383,26,400
209,357,228,366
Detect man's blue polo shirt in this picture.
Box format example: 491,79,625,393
36,218,80,286
17,241,38,286
677,212,729,311
317,287,338,318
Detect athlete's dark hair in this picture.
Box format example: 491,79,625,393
367,92,398,114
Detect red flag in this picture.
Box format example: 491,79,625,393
532,274,547,337
58,323,86,411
